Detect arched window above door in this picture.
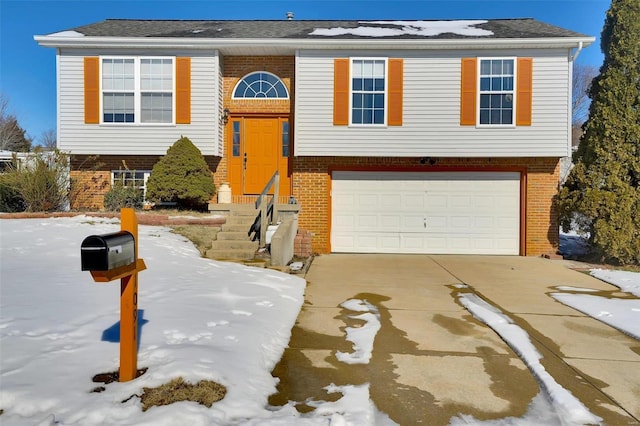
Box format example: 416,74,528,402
232,72,289,99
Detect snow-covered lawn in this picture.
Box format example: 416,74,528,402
1,216,307,425
1,217,639,425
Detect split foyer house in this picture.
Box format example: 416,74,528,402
35,18,594,257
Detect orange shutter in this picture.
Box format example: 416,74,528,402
460,58,477,126
84,57,100,124
516,58,533,126
176,57,191,124
387,59,403,126
333,59,350,125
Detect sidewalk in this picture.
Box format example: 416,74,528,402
270,254,639,425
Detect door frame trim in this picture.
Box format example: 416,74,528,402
225,112,292,196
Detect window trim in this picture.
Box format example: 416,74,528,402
111,170,152,199
100,56,176,126
476,57,517,128
349,57,388,127
231,71,289,100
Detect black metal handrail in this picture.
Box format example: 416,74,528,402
249,170,279,247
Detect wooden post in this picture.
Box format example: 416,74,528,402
119,208,139,382
86,208,146,382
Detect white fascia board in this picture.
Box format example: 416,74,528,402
34,35,595,51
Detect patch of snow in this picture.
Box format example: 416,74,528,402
558,229,590,258
554,286,599,293
590,269,640,297
48,30,85,37
336,299,381,365
552,293,640,340
458,293,602,425
450,392,567,425
310,20,492,37
289,261,304,272
240,384,398,425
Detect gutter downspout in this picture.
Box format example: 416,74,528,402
570,41,584,62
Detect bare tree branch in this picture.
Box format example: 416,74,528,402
573,63,598,127
39,129,57,149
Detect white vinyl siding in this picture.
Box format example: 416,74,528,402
331,171,521,255
295,49,570,157
57,49,221,156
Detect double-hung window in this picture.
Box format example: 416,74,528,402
351,59,386,125
101,57,174,124
478,58,515,126
102,59,135,123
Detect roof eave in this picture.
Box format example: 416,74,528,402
34,35,596,51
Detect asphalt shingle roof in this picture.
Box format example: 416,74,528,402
63,18,589,40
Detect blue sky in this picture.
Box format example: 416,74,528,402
0,0,609,145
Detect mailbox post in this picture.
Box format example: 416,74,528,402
81,208,146,382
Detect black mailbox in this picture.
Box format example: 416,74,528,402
81,231,136,271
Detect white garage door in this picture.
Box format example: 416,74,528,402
331,171,521,255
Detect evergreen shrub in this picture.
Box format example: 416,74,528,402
558,0,640,264
145,136,216,210
103,184,143,211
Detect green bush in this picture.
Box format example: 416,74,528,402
146,136,215,210
0,173,26,212
1,151,69,212
103,184,143,211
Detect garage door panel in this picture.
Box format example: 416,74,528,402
403,214,426,230
333,193,355,209
425,215,446,230
474,216,495,229
381,194,402,208
333,214,355,228
358,194,378,208
331,171,520,254
380,215,401,229
404,194,426,209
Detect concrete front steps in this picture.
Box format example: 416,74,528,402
205,206,259,261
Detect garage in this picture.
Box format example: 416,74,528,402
331,171,521,255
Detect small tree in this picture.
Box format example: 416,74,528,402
146,136,215,209
0,95,32,152
559,0,640,264
103,183,143,211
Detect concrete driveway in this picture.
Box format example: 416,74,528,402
269,255,640,425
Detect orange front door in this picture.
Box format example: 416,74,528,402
227,117,290,196
244,118,278,193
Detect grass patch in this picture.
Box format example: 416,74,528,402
140,377,227,411
170,225,220,255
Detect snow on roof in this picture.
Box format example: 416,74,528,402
48,30,85,37
310,20,493,37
